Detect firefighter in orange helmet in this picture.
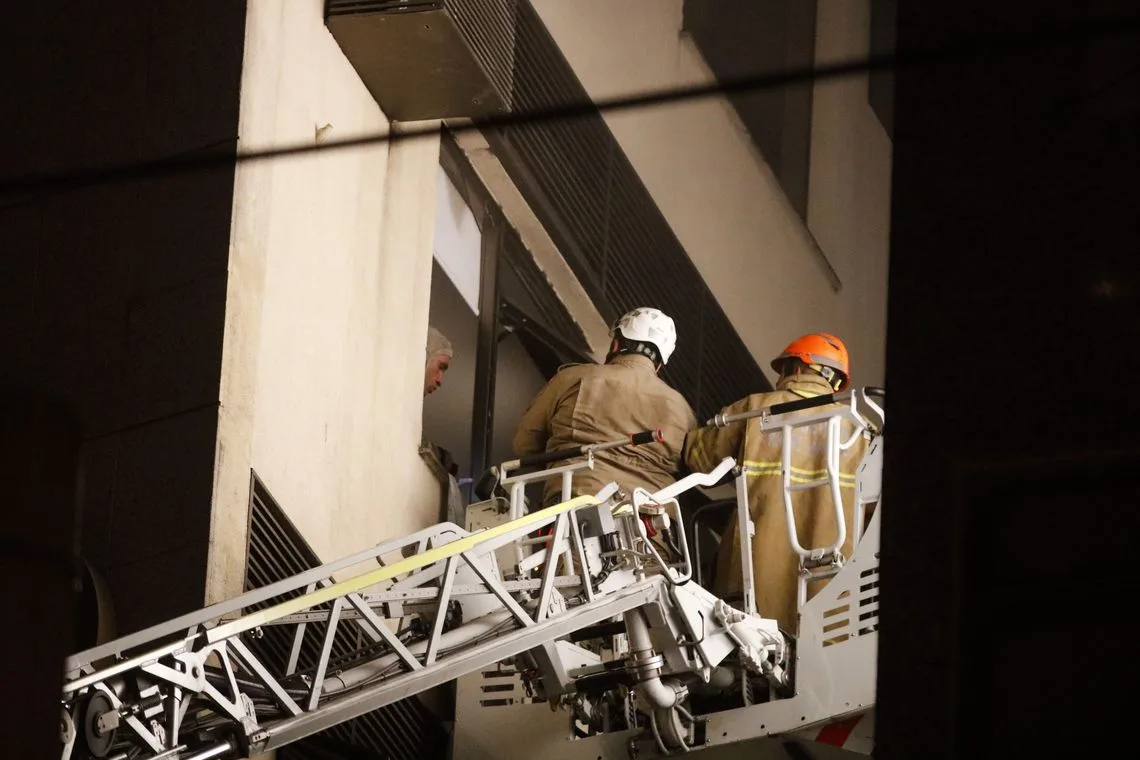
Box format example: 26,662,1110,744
683,333,868,635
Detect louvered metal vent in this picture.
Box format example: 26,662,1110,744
447,0,518,109
482,1,773,420
244,475,449,760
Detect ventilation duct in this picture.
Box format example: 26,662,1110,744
325,0,517,121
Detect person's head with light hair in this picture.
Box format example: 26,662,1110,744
424,326,454,396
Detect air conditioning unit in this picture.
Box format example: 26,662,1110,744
325,0,516,121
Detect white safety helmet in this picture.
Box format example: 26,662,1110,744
611,307,678,366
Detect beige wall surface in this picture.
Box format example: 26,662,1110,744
209,0,442,602
530,0,892,387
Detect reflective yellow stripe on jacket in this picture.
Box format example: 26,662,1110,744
740,388,855,485
741,459,857,487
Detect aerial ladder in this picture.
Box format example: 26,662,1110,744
59,387,884,760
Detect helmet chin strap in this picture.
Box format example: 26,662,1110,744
798,362,843,391
608,337,662,368
806,363,845,391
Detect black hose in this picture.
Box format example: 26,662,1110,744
203,668,309,699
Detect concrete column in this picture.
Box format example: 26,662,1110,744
373,121,450,540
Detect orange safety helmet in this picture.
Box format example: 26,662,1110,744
771,333,851,390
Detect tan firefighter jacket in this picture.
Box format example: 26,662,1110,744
513,354,697,507
683,373,868,633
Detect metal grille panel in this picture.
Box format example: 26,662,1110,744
245,475,449,760
820,566,881,647
449,0,519,109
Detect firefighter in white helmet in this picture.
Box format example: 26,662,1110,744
512,307,697,507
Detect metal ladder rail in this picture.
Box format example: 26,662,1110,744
494,429,666,574
772,398,881,615
61,493,603,760
259,577,667,752
65,430,667,686
62,520,473,682
704,388,884,619
60,453,742,760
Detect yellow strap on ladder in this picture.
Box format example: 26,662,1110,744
207,494,601,643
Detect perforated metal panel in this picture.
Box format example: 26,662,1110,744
245,475,449,760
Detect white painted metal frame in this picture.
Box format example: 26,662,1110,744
452,482,882,760
60,494,621,759
715,388,883,632
454,390,885,759
58,460,738,760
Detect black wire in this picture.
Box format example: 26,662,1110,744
1,14,1137,200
